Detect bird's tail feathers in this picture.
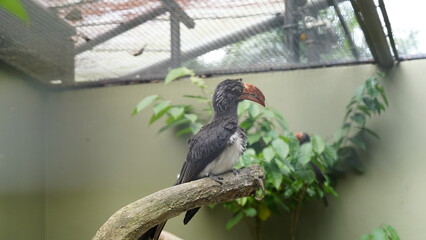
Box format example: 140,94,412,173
138,221,167,240
184,207,200,225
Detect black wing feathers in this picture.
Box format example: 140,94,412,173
176,117,238,184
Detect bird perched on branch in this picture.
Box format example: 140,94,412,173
294,132,328,207
140,79,266,240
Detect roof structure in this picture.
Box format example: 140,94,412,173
1,0,424,86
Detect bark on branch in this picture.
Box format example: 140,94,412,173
92,164,265,240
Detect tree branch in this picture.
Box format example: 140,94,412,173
93,164,265,240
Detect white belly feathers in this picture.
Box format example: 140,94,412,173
198,131,246,177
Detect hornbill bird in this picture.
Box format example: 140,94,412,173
139,79,265,240
294,132,328,207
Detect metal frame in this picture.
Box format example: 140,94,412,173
377,0,400,61
350,0,394,68
122,14,285,80
330,0,360,60
123,0,350,80
76,0,195,54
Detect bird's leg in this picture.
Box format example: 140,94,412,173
231,168,240,175
206,173,223,185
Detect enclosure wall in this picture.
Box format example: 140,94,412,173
0,65,46,240
7,58,425,240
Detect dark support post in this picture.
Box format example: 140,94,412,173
283,0,300,63
377,0,399,61
170,13,181,68
350,0,393,68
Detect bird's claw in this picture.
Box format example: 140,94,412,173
232,169,240,175
207,173,223,185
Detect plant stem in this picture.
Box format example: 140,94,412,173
255,216,261,240
290,186,308,240
244,217,257,240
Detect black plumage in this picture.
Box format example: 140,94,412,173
295,132,328,207
139,79,265,240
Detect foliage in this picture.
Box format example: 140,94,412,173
0,0,29,23
331,73,388,174
133,70,388,240
132,67,210,136
360,224,400,240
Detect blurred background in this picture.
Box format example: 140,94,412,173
1,0,425,239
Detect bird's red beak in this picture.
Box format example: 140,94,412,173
240,83,265,106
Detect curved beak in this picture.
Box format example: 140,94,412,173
240,83,266,106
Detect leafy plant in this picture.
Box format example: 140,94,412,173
360,224,400,240
0,0,29,23
133,69,388,240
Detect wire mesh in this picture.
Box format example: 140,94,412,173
7,0,378,84
378,0,426,60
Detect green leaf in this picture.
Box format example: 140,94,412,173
363,96,377,113
149,106,172,125
158,118,189,133
164,67,194,84
243,208,257,217
226,212,243,230
190,122,203,134
272,138,289,160
248,133,261,145
377,86,389,107
168,106,184,119
271,109,289,130
354,85,365,102
351,113,366,126
176,127,193,137
184,114,198,123
371,227,387,240
236,197,247,206
383,224,400,240
238,100,251,117
153,100,171,115
0,0,29,23
249,103,261,118
257,203,272,221
183,95,210,103
361,127,380,140
271,167,284,189
262,147,275,163
274,158,292,174
298,142,313,165
262,135,272,144
339,147,364,173
323,145,338,166
360,234,372,240
312,135,325,154
366,78,379,98
357,105,371,117
132,95,160,116
333,123,350,143
349,137,367,151
190,76,207,88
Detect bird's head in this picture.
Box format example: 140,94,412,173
212,79,265,114
295,132,311,145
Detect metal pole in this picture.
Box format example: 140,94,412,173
351,0,393,68
283,0,300,63
170,13,181,68
377,0,399,61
